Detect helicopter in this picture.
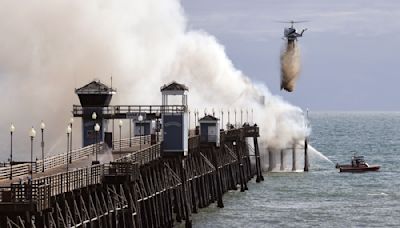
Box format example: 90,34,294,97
278,20,308,47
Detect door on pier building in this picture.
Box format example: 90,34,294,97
163,114,186,155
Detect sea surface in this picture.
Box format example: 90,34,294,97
190,112,400,227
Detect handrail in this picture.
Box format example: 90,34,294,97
0,135,147,181
73,105,187,117
115,143,161,165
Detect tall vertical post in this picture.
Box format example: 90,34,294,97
10,124,15,180
129,119,132,147
253,137,263,182
268,149,273,171
228,110,230,126
69,119,73,164
304,138,309,172
138,115,143,151
211,145,224,208
10,131,13,179
240,109,243,126
221,110,224,130
29,127,36,178
41,128,44,172
234,110,237,128
41,121,46,172
92,112,97,155
292,143,297,171
112,117,115,150
95,128,98,161
66,125,71,172
119,120,123,152
69,118,73,156
180,158,192,228
66,131,70,172
280,149,285,171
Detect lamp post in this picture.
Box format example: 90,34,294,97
119,120,123,152
228,109,230,127
251,109,254,124
66,125,71,172
92,112,97,155
129,118,132,147
221,109,224,130
234,109,237,128
69,118,74,164
29,127,36,178
9,124,15,180
138,115,143,151
194,110,197,127
94,123,100,162
40,121,45,172
241,109,243,126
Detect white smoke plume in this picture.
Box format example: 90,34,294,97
280,42,301,92
0,0,309,161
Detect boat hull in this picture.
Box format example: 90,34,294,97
339,165,380,172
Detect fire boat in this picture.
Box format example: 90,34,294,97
335,155,380,172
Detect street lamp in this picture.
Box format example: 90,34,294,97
69,118,74,162
40,121,45,172
234,109,237,128
66,125,71,172
119,120,123,152
228,109,230,128
92,112,97,155
129,118,132,147
29,127,36,178
138,115,143,151
240,109,243,126
9,124,15,179
94,123,100,162
221,109,224,130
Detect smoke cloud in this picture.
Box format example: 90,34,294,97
280,42,301,92
0,0,309,161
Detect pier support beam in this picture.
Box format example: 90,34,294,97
292,144,296,172
253,137,263,182
280,149,285,171
268,149,273,172
304,139,309,172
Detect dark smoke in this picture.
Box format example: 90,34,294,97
280,41,301,92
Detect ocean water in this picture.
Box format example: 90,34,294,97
191,112,400,227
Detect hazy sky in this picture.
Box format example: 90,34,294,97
182,0,400,111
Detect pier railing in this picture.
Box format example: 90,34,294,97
112,135,151,150
73,105,186,118
0,135,147,181
0,164,31,181
115,142,161,164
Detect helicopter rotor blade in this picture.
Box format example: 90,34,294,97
274,20,309,24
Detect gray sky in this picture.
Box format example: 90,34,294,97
182,0,400,111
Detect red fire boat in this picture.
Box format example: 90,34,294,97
335,155,380,172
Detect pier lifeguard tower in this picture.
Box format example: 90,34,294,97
75,80,115,147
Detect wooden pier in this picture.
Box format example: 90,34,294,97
0,126,263,228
